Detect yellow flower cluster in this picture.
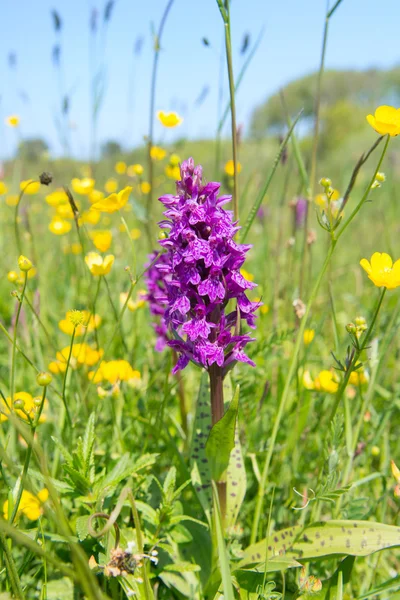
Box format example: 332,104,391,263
58,310,101,336
1,392,46,423
303,370,339,394
49,343,103,374
89,360,140,384
3,489,48,521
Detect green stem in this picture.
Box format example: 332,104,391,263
221,2,239,221
24,294,58,353
146,0,175,246
10,386,47,524
14,180,40,256
103,276,129,354
336,135,390,241
0,322,63,400
250,240,336,544
10,273,28,404
328,287,387,423
0,530,25,599
61,328,75,427
120,215,137,277
299,1,331,298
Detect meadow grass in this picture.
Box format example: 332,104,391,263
1,2,400,599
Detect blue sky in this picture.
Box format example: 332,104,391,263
1,0,399,158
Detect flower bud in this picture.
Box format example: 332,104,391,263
36,371,52,387
18,255,33,272
13,398,24,410
7,271,19,283
346,323,356,334
319,177,332,189
376,172,386,183
33,396,43,407
371,445,380,457
39,171,53,185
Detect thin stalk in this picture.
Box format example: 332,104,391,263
209,363,226,519
24,294,58,353
146,0,175,245
10,272,28,403
336,136,390,241
251,130,389,542
61,328,75,427
217,0,239,220
172,350,188,437
0,531,25,599
82,282,136,401
14,180,40,255
0,322,62,400
120,215,137,276
328,287,387,423
250,240,336,544
299,0,343,298
103,276,129,354
10,386,48,524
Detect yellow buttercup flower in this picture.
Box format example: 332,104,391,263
240,268,254,282
45,189,68,207
127,163,144,177
85,252,114,276
314,370,339,394
6,194,19,206
169,153,180,166
92,230,112,252
150,146,166,161
79,209,100,225
71,177,95,195
89,189,105,204
303,329,315,345
89,360,140,384
224,160,242,177
130,228,141,240
63,243,83,255
20,180,40,195
5,115,20,127
120,291,146,312
165,165,181,180
56,202,76,219
1,392,43,423
115,161,127,175
3,489,48,521
141,181,151,194
0,181,8,195
157,110,183,128
366,105,400,136
360,252,400,289
303,370,338,393
91,186,132,213
349,369,369,386
49,343,104,374
49,217,72,235
58,310,101,336
104,178,118,194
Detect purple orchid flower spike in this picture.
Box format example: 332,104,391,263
155,157,259,381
